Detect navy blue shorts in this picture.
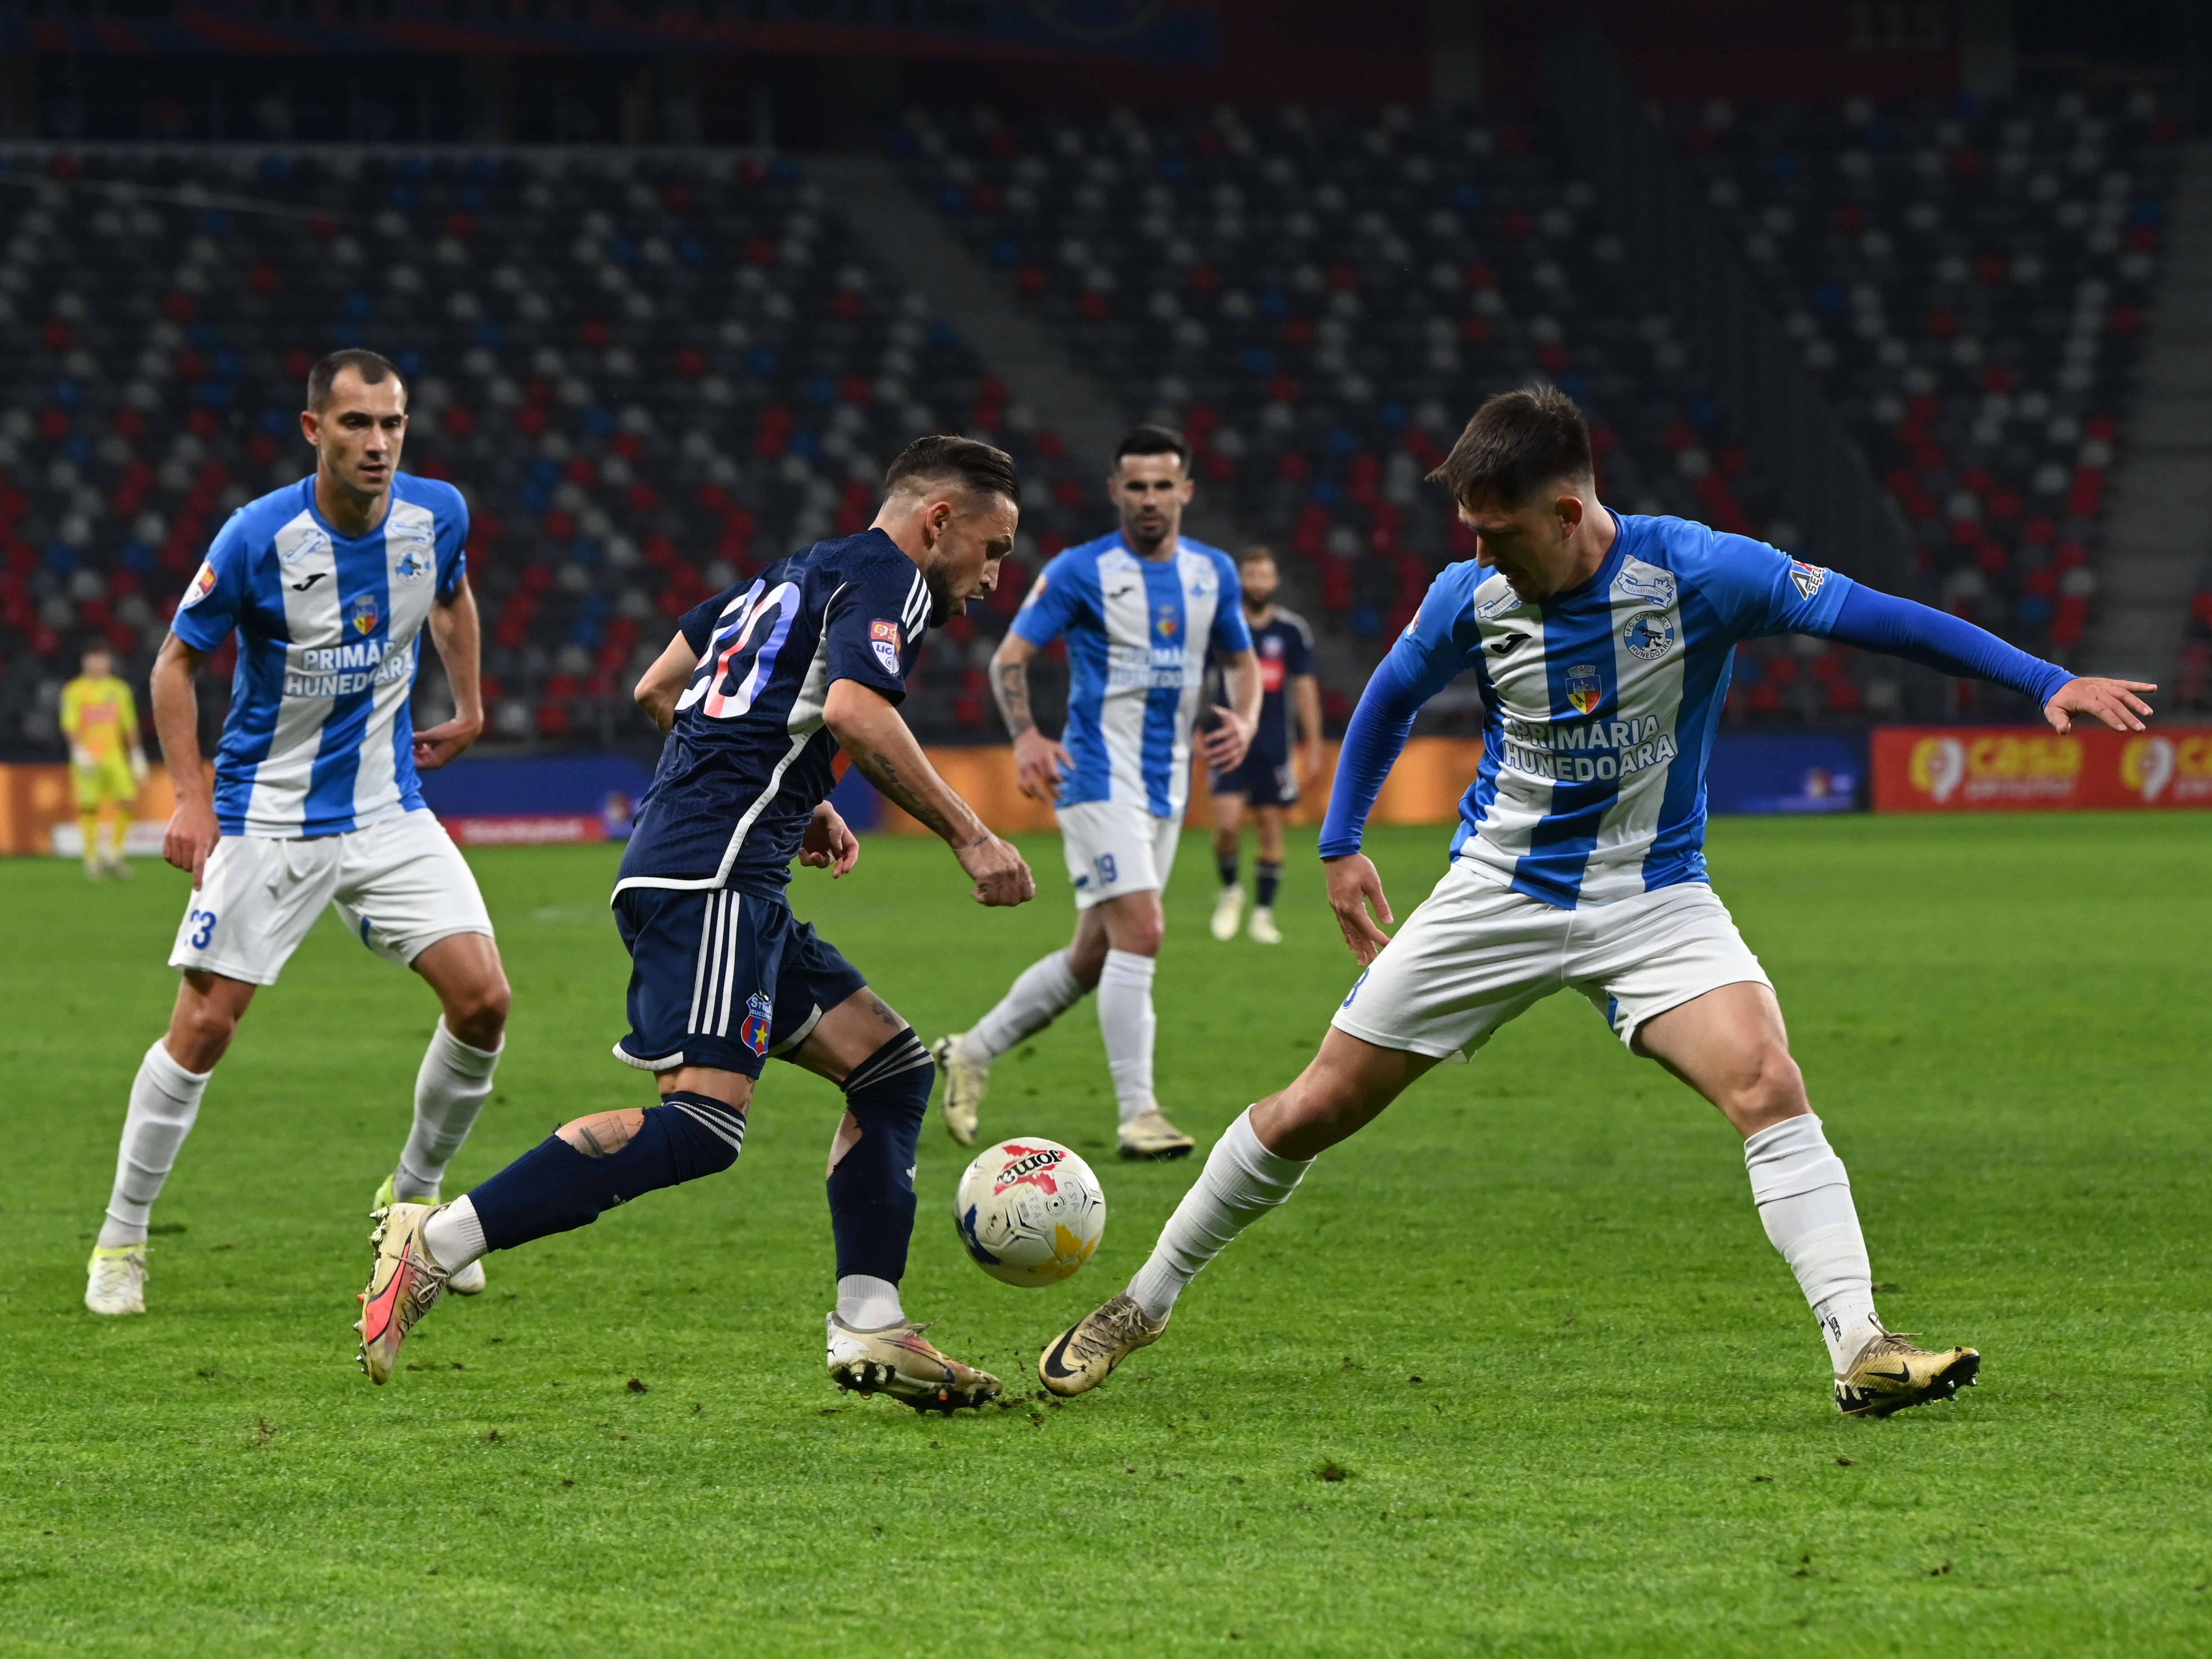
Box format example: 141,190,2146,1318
1210,753,1299,809
612,885,869,1078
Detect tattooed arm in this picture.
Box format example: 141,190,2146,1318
822,677,1035,907
990,631,1074,803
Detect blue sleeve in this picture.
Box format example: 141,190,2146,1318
435,484,470,600
1316,569,1481,859
1678,530,1854,639
1008,553,1088,648
1210,554,1253,656
1819,585,2073,708
824,560,924,701
168,512,252,653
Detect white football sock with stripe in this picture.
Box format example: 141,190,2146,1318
956,948,1084,1064
98,1040,212,1249
1127,1108,1312,1321
1743,1113,1879,1371
1097,949,1159,1124
395,1020,503,1200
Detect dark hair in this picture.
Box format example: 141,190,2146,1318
1427,386,1593,507
308,348,404,412
1238,544,1277,568
883,433,1021,507
1113,423,1191,474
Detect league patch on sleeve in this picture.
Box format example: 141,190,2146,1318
1788,559,1830,601
1020,572,1048,608
870,619,903,677
177,558,218,611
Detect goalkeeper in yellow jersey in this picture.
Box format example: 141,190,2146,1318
60,642,148,880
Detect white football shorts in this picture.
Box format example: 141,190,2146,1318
1056,799,1183,910
170,808,494,987
1331,859,1770,1058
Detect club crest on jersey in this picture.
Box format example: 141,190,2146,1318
1155,604,1180,639
347,593,381,636
739,992,773,1057
178,558,218,610
1622,609,1677,661
1788,559,1829,601
1565,663,1603,715
870,619,903,677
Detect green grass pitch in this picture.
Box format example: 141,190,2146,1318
1,814,2207,1656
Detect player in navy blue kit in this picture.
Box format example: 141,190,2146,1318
1208,547,1322,947
1039,389,2156,1416
356,437,1038,1411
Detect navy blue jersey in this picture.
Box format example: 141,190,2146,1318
1246,606,1316,764
616,529,930,899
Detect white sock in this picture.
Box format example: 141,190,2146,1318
422,1194,487,1272
99,1040,212,1248
836,1273,905,1330
1744,1113,1879,1371
1127,1108,1313,1322
394,1020,503,1199
957,949,1084,1064
1097,949,1160,1123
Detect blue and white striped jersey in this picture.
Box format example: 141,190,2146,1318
1375,513,1850,908
1009,531,1253,819
616,529,932,899
169,474,468,840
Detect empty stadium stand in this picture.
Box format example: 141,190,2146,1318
1672,91,2182,682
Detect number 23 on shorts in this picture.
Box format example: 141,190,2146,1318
188,908,217,949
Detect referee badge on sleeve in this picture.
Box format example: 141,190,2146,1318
870,619,903,676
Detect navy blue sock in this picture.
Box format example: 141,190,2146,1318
1256,859,1282,907
469,1091,746,1252
1217,850,1240,888
826,1028,932,1283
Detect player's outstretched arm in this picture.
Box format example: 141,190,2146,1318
990,632,1073,802
824,678,1036,908
150,631,218,888
415,577,487,771
1818,584,2156,733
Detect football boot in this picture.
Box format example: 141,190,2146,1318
1247,905,1282,945
1209,885,1245,942
1116,1109,1196,1160
825,1313,1001,1413
1835,1321,1980,1418
85,1243,148,1316
931,1034,987,1147
372,1176,485,1295
1039,1292,1168,1397
356,1202,451,1385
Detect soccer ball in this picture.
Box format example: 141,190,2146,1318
952,1138,1106,1288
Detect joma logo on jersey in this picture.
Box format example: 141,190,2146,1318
1565,664,1603,715
347,594,381,635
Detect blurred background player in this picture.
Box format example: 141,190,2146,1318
1038,388,2157,1418
353,437,1036,1409
84,349,511,1318
932,426,1261,1160
60,641,149,881
1207,547,1322,946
